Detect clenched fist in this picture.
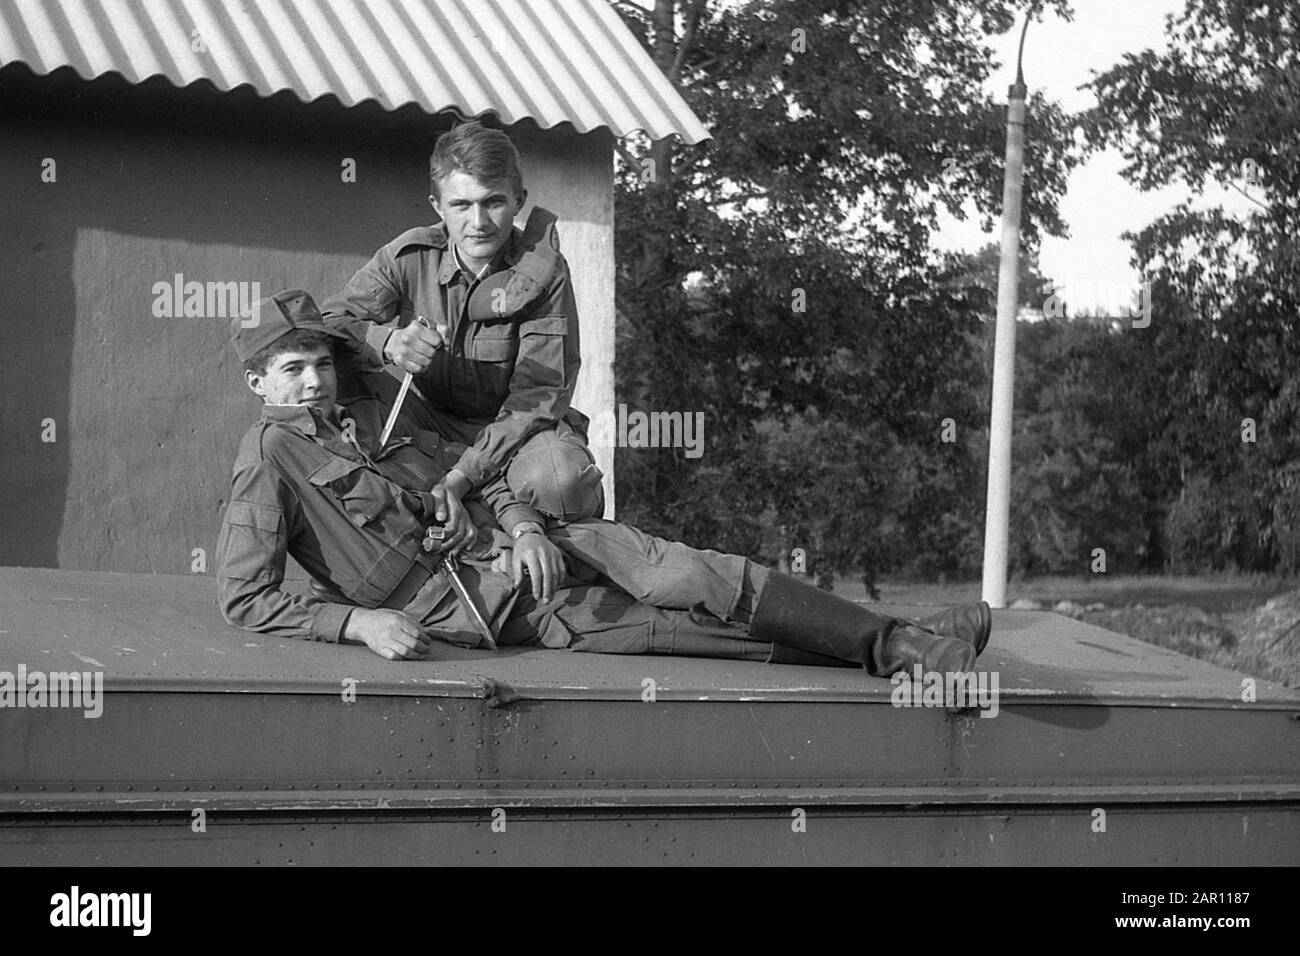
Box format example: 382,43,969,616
384,320,447,374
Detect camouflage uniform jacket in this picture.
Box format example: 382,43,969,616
321,210,586,491
216,400,543,642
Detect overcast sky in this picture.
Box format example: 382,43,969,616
933,0,1255,295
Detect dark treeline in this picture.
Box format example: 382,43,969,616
609,0,1297,591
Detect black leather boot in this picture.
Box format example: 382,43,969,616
875,623,975,675
913,601,992,656
750,572,974,676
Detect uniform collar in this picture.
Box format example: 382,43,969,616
438,227,521,287
260,402,345,436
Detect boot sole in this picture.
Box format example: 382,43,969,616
971,601,992,656
929,638,977,674
919,602,992,657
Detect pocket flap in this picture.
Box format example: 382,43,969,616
473,321,516,340
521,315,568,336
226,500,282,533
469,323,517,361
306,456,366,487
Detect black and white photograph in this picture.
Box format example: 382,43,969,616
0,0,1295,912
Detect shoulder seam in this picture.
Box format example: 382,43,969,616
388,225,448,256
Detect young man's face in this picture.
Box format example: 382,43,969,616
431,171,525,272
245,346,337,409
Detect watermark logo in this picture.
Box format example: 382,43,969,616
151,273,261,326
890,666,1000,718
0,664,103,718
1240,157,1262,189
50,886,150,936
1041,277,1151,328
616,404,705,459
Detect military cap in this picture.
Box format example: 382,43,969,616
230,289,350,363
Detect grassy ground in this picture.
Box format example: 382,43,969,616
832,572,1300,688
833,572,1293,613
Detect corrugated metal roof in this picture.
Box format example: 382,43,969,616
0,0,709,143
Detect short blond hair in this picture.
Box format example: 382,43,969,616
429,121,524,200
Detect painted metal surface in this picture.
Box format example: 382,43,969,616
6,805,1295,866
0,0,710,143
1,568,1297,864
3,693,1297,797
1,568,1294,706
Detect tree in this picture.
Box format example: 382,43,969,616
1086,0,1300,571
1007,316,1152,574
611,0,1083,589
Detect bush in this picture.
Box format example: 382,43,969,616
1164,474,1265,572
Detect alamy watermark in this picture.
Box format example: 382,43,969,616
151,273,261,326
50,886,150,936
1040,277,1151,328
616,404,705,459
890,666,1000,718
0,664,104,718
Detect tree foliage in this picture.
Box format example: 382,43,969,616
1085,0,1300,572
611,0,1082,589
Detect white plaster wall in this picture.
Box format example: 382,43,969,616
4,110,617,573
511,125,617,516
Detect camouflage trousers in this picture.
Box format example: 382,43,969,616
398,518,775,660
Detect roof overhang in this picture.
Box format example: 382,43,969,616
0,0,710,143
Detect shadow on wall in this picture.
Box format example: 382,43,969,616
0,66,441,571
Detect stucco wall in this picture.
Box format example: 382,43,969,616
511,123,617,518
0,68,614,572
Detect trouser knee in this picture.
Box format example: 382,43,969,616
506,431,605,521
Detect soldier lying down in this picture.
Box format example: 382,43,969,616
217,290,991,675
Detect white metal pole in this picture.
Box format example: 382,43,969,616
981,47,1029,608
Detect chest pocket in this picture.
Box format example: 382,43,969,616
468,322,519,363
306,456,399,528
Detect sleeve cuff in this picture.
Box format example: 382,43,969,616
365,323,394,362
452,448,497,489
498,503,547,537
311,603,355,643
